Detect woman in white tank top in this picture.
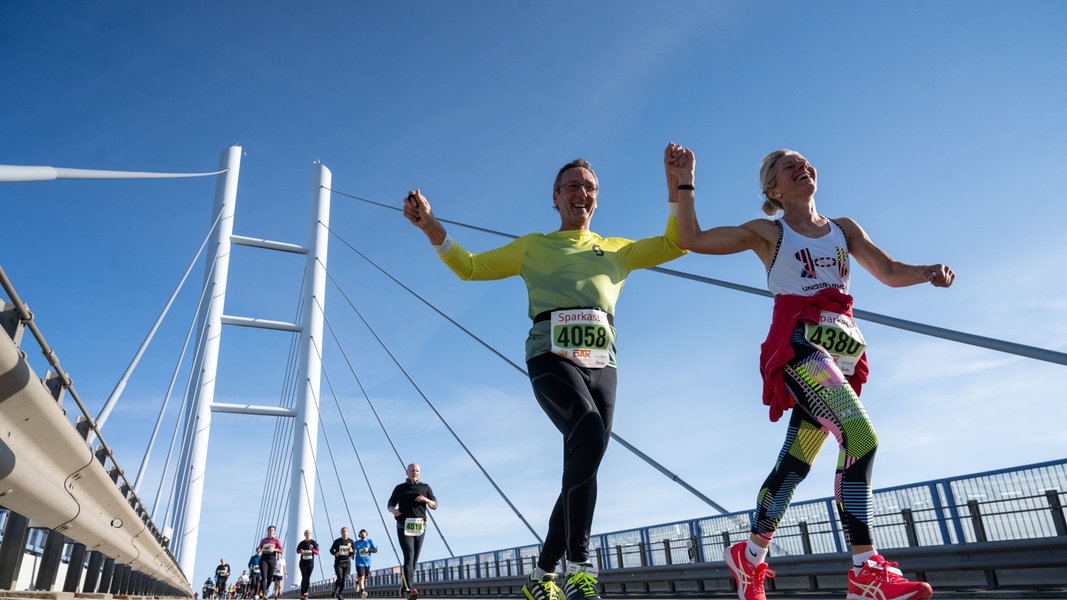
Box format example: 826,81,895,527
668,143,954,600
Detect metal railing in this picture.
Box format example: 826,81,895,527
0,264,187,595
339,459,1067,596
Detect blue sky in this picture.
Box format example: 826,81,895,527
3,0,1066,589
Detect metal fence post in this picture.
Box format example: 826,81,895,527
1046,490,1067,536
967,500,988,542
82,550,103,593
63,542,86,592
798,521,818,590
967,501,998,587
0,510,28,590
33,529,65,590
902,509,920,547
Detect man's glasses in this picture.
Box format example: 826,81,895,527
558,182,598,194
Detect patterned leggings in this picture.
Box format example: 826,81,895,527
750,330,879,547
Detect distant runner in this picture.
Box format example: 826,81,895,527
386,463,437,600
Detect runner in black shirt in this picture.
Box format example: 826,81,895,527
215,558,232,597
386,463,437,600
295,529,320,600
329,527,356,599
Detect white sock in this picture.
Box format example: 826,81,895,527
745,540,768,566
533,566,548,579
853,550,877,573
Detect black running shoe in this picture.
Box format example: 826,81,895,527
522,572,561,600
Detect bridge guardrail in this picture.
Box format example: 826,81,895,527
0,266,188,595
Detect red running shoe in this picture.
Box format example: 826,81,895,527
724,541,775,600
847,555,932,600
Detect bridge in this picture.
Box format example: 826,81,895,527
1,148,1065,599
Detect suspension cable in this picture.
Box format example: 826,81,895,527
134,211,224,490
320,261,546,546
313,283,459,555
329,187,1067,367
326,227,726,514
318,361,402,566
152,255,219,522
95,210,226,441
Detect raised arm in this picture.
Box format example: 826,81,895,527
664,141,693,205
403,189,447,245
667,144,778,263
836,217,955,288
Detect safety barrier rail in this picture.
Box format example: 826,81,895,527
0,264,188,595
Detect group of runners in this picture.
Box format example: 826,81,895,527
402,143,953,600
210,461,432,600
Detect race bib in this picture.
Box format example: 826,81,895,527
301,550,314,560
261,543,275,553
338,546,350,555
404,518,426,537
804,311,866,375
550,309,613,368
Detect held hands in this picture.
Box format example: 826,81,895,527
664,142,695,189
924,264,956,288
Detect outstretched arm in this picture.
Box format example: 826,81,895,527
836,217,955,288
667,143,778,262
403,189,448,246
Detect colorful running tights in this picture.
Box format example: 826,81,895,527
750,335,879,547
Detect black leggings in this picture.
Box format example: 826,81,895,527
396,527,425,591
299,560,313,595
258,554,276,596
334,563,351,594
528,353,617,571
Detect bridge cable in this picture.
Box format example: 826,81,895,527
149,253,219,522
310,468,334,580
317,353,403,566
329,187,1067,368
325,224,728,515
149,253,219,524
305,412,353,540
313,298,418,559
321,258,536,547
168,299,224,558
256,275,308,538
96,209,225,443
133,210,224,491
303,432,334,538
314,277,456,556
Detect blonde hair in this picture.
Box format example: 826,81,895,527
758,149,800,216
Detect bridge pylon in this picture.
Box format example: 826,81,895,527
173,146,331,591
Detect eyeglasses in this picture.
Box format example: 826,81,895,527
558,182,598,194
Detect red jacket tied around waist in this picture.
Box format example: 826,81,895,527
759,287,869,422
